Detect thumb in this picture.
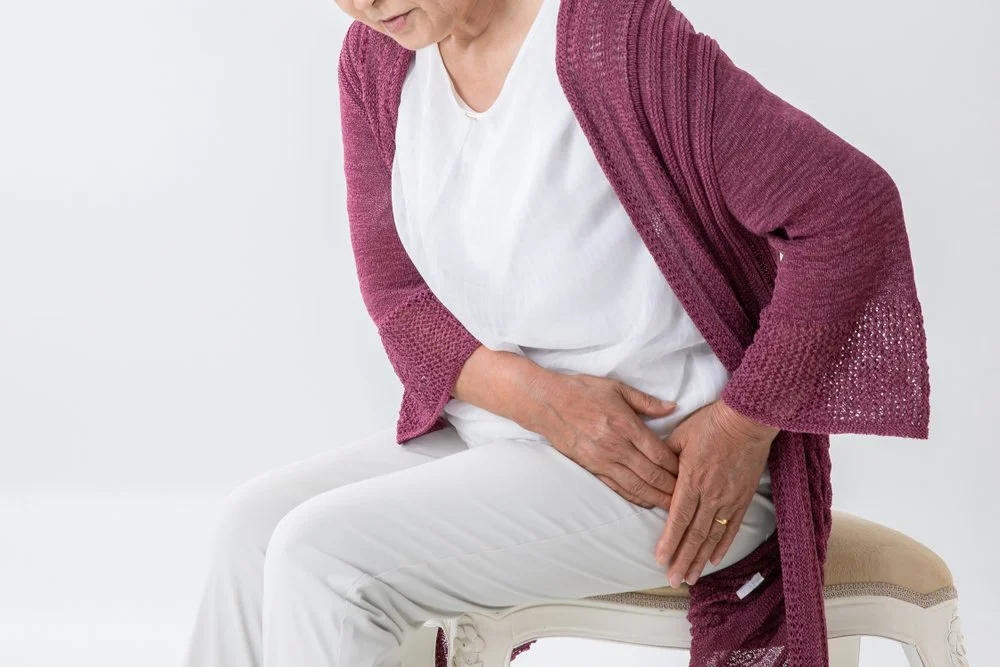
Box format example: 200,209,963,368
618,382,677,417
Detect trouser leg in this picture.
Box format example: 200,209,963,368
261,434,775,667
179,425,468,667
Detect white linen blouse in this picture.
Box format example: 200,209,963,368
389,0,733,450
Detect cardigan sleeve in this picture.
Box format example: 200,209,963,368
338,29,483,444
708,46,931,439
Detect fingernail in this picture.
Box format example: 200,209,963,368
662,400,676,407
669,572,681,588
688,574,699,586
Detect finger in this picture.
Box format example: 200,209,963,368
597,473,655,508
655,471,698,570
666,498,719,587
595,473,657,509
709,503,749,566
617,382,678,418
659,431,682,457
615,442,677,504
684,505,734,585
629,420,680,478
607,462,673,509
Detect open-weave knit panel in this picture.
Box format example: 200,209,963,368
377,289,484,442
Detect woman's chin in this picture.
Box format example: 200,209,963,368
385,34,426,51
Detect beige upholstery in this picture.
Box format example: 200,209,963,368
635,510,953,599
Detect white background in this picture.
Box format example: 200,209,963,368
1,0,996,665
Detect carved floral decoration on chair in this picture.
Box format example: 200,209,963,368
451,614,487,667
948,608,969,667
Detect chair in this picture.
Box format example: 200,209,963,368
402,510,967,667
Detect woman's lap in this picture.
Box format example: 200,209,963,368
239,421,776,615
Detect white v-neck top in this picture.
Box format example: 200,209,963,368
390,0,732,449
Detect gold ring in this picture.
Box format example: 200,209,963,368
713,517,729,526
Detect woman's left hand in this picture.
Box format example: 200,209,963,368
654,398,779,587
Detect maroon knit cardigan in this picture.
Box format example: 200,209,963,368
337,1,931,665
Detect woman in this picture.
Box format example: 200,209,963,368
181,0,930,666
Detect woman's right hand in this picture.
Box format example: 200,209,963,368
525,371,681,510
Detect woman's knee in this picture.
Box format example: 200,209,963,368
208,432,410,565
261,495,366,587
209,472,303,561
263,487,393,581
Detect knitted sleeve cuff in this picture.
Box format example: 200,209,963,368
718,292,930,438
377,287,483,444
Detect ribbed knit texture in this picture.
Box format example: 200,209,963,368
337,1,931,665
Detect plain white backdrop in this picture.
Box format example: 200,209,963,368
0,0,996,665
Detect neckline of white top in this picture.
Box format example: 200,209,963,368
432,0,548,121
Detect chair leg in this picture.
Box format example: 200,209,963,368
829,635,860,667
899,600,969,667
901,643,925,667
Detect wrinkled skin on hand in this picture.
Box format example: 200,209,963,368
655,398,778,587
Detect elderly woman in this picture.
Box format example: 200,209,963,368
181,1,930,666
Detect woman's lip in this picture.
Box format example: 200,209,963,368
381,9,412,34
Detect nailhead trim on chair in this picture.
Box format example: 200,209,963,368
823,583,958,609
584,583,958,611
583,591,691,610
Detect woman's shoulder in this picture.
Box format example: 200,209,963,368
338,20,409,99
337,20,416,164
340,20,399,64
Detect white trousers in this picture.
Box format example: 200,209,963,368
180,422,776,667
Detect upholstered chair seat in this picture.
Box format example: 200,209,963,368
401,510,967,667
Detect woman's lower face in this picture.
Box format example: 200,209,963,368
180,423,775,667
